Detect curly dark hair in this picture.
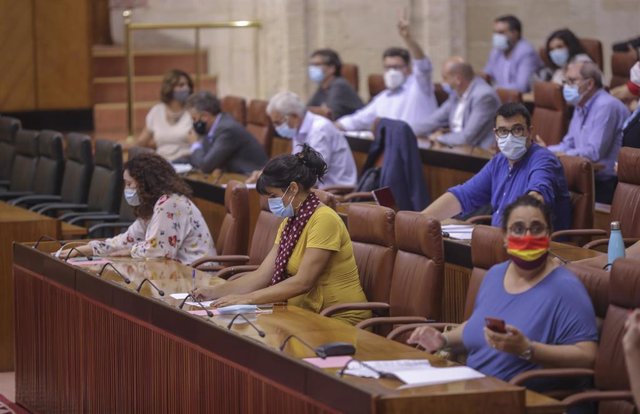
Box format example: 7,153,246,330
545,28,587,70
256,144,328,194
124,153,193,220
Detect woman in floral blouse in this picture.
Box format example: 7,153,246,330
66,153,216,264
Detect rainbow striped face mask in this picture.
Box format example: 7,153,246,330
507,235,550,270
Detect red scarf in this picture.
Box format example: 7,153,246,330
271,192,321,285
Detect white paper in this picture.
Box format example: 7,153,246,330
396,366,485,388
343,359,431,379
343,130,374,140
220,183,256,190
441,224,475,240
172,163,193,174
185,300,214,307
170,293,189,300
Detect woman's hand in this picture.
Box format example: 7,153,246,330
190,286,218,301
407,326,446,352
484,325,530,356
211,294,255,308
57,244,93,259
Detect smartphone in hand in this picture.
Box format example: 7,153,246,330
485,317,507,334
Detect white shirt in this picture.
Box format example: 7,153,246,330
450,88,470,133
336,57,438,134
293,112,358,188
89,194,216,265
145,103,193,161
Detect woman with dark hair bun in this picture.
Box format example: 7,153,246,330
193,144,370,325
62,153,216,264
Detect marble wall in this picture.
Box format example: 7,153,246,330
114,0,639,101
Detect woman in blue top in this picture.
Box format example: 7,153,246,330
408,195,598,383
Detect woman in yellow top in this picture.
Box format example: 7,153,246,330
194,144,369,325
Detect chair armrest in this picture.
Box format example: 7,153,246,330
340,192,375,202
0,191,34,201
320,302,390,317
215,265,259,280
192,255,250,268
356,316,432,331
8,194,61,206
583,237,640,250
466,215,492,225
551,229,607,241
67,213,120,225
321,185,356,195
34,203,88,214
509,368,594,386
563,390,634,407
87,221,134,237
60,209,111,221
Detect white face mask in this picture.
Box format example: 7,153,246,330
497,134,528,161
124,188,141,206
492,33,510,51
630,62,640,86
384,69,405,90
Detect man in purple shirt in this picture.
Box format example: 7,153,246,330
545,61,630,204
483,15,543,93
421,103,571,231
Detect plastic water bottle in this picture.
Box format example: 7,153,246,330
607,221,625,267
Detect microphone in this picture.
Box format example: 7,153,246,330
337,357,399,380
279,335,356,358
135,278,165,296
63,247,93,262
97,263,131,284
227,313,266,337
178,294,213,317
279,334,319,356
33,235,63,250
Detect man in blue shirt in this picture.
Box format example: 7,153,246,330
483,15,543,93
421,103,571,231
544,61,630,204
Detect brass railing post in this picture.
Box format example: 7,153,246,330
123,8,135,140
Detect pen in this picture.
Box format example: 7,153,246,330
192,268,196,291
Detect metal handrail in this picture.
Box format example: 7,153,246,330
122,10,261,138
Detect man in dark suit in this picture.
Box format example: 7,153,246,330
186,91,268,174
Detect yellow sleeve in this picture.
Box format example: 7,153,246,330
305,208,342,252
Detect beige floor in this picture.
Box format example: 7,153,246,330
0,372,15,402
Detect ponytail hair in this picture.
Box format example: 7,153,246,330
257,144,328,194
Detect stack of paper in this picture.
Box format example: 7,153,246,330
343,359,485,387
441,224,475,240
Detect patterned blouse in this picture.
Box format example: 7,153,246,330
89,194,216,264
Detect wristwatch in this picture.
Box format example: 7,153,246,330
519,340,534,361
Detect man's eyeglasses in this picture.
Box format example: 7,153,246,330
508,220,548,237
494,124,528,138
563,78,584,87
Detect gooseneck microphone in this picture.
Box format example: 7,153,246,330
337,357,399,380
178,294,214,317
63,247,93,262
279,334,319,356
33,235,63,250
97,263,131,284
227,313,266,337
135,278,165,296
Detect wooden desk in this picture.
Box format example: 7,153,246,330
0,202,59,371
12,244,562,414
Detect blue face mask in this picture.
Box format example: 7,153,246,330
275,118,297,139
308,65,324,83
549,48,569,67
562,84,581,105
124,188,141,206
441,82,454,96
497,134,528,161
268,185,296,218
492,33,510,51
